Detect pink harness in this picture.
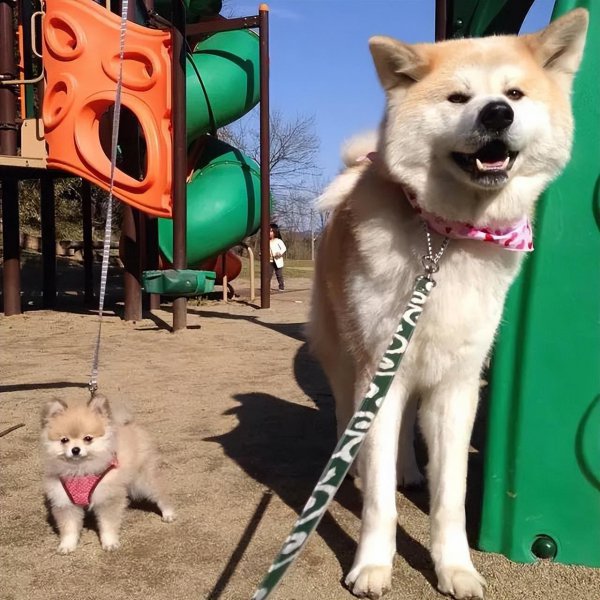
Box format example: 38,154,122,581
360,151,534,252
60,458,118,508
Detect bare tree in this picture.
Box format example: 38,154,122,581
220,108,321,195
220,108,324,258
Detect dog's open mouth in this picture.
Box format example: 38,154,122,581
451,140,518,185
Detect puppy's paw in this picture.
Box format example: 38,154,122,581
345,564,392,599
58,538,78,554
100,536,121,551
161,508,176,523
437,565,486,599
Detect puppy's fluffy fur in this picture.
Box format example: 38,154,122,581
309,10,588,600
41,394,175,553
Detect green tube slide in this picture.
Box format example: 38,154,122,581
158,27,262,268
158,137,261,266
186,29,260,141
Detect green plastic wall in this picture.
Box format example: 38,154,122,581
478,0,600,565
158,138,261,266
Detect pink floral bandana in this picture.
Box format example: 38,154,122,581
60,458,118,507
403,188,534,252
358,152,533,252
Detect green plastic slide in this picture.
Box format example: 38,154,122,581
159,137,261,266
158,26,262,269
478,0,600,566
186,30,260,140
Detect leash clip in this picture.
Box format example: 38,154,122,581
421,255,440,276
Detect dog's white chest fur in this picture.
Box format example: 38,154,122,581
347,185,522,390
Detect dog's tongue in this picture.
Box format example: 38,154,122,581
476,157,509,172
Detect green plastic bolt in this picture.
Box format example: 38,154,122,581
531,535,557,560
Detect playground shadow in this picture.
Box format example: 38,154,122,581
192,298,487,590
186,305,306,343
0,381,89,394
1,251,124,315
204,339,445,593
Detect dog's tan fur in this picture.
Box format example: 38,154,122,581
309,10,588,599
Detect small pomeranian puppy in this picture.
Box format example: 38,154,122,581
41,393,175,553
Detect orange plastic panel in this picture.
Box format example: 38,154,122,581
42,0,173,217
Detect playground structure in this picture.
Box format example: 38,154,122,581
439,0,599,569
0,0,272,329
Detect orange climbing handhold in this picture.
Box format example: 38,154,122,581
42,0,174,217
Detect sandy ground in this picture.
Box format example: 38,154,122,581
1,259,599,600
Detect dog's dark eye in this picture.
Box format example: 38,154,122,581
506,88,524,100
83,435,93,443
447,93,471,104
60,437,69,444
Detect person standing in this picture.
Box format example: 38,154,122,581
269,223,286,291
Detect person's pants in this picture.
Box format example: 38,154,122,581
270,262,284,290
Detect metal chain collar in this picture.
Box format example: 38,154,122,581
420,220,449,284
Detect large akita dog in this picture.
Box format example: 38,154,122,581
308,9,588,599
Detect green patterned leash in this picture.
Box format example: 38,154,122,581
252,225,449,599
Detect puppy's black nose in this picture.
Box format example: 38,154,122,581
71,446,81,456
479,101,514,132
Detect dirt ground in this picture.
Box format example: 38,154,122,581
1,260,599,600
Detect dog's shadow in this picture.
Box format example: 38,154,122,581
203,339,485,593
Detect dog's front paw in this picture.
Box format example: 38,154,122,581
345,564,392,598
161,508,176,523
58,537,78,554
437,565,486,599
100,536,121,551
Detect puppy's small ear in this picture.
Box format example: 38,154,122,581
369,36,429,91
41,398,67,425
88,393,111,417
524,8,588,77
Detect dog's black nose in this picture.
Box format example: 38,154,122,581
71,446,81,456
479,101,514,132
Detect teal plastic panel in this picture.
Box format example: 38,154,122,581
142,269,216,296
478,0,600,565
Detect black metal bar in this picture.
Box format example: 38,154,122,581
40,175,56,308
0,0,17,155
145,216,161,310
142,0,160,312
435,0,448,41
0,0,20,317
81,179,94,304
1,177,21,315
171,0,187,331
122,205,143,320
259,5,270,309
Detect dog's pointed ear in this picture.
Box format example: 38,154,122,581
524,8,588,77
88,393,111,417
369,36,429,91
41,398,67,424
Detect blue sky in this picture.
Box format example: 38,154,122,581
230,0,556,186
